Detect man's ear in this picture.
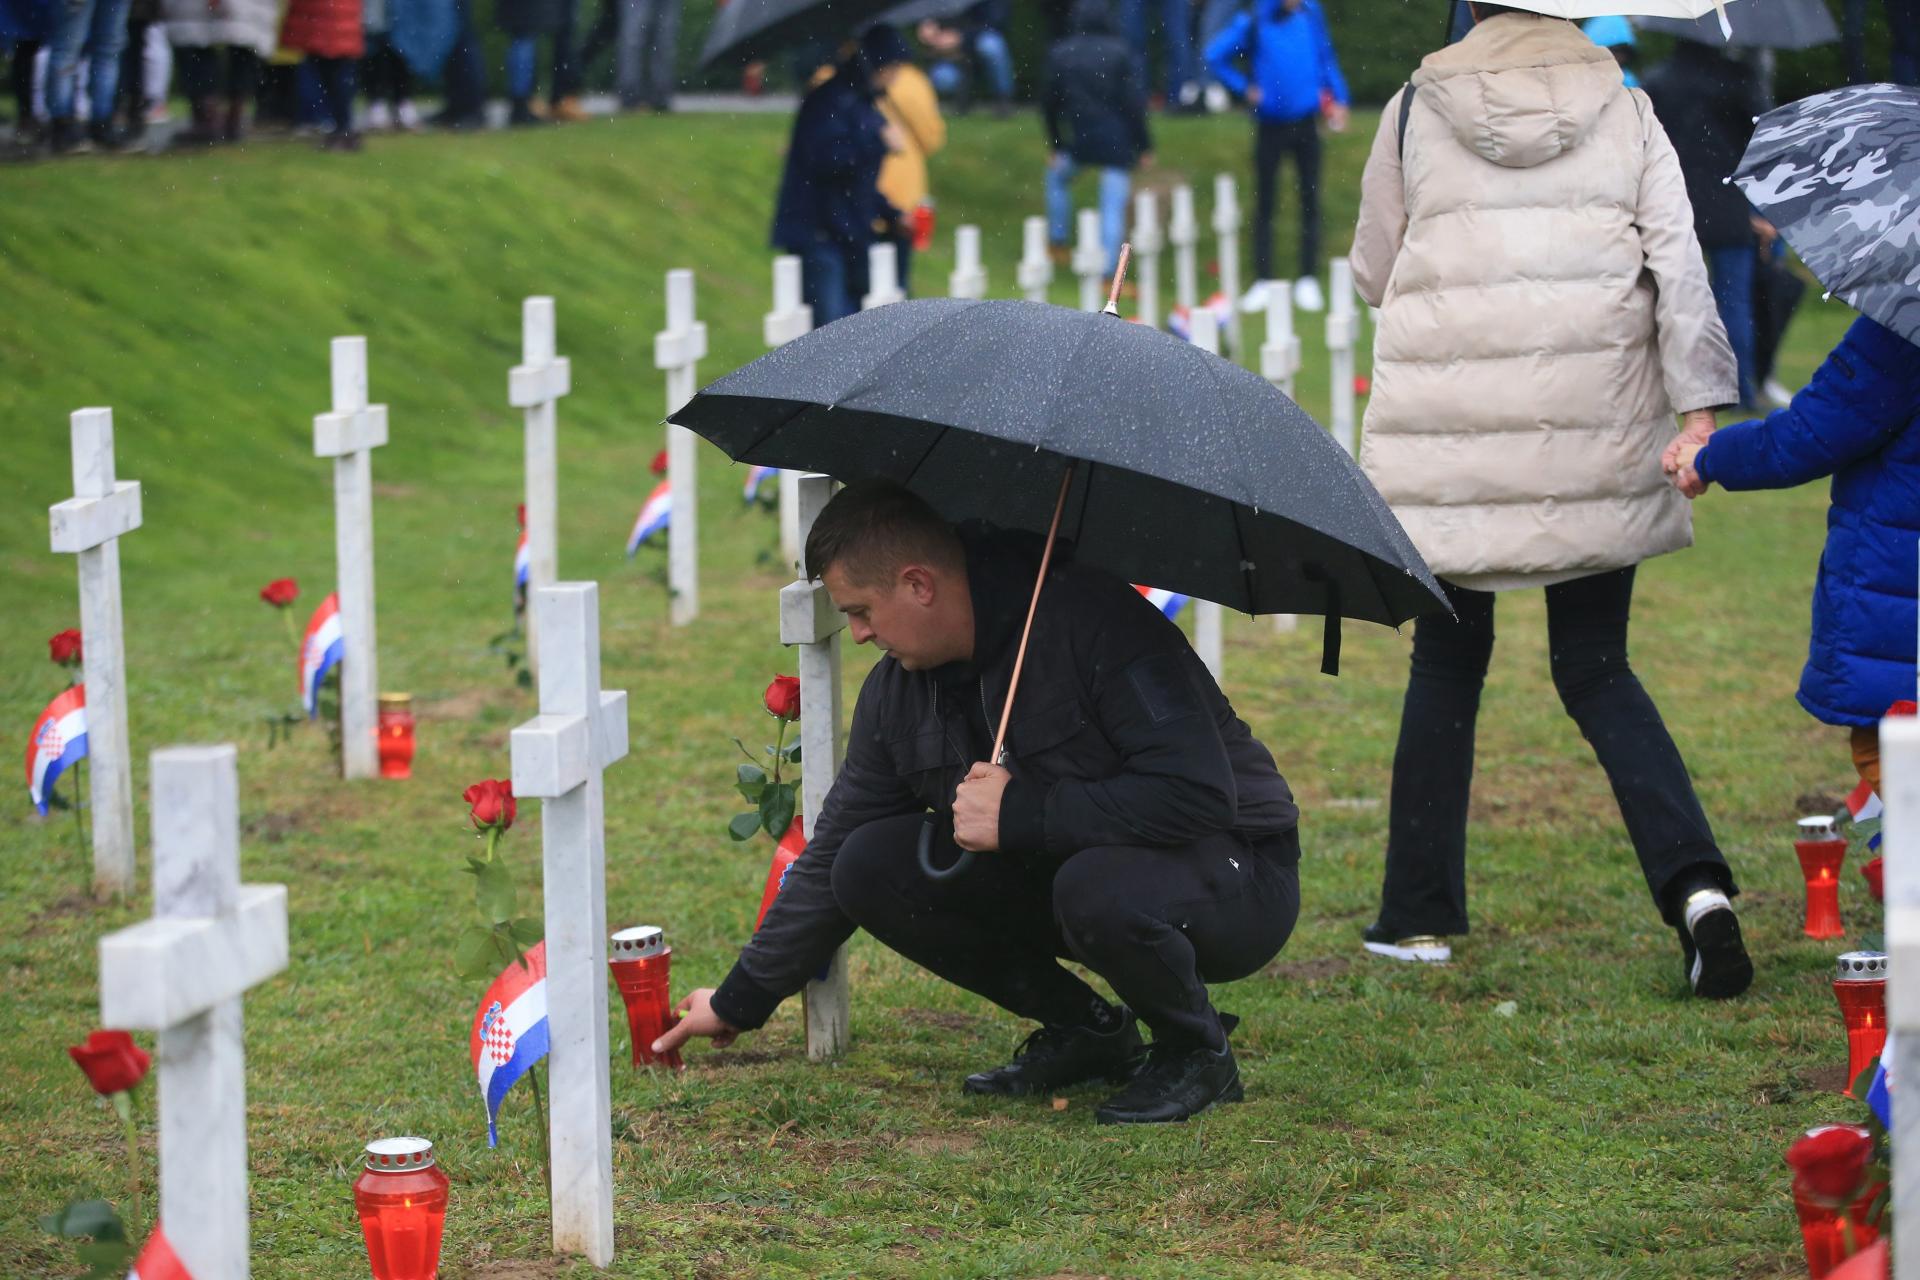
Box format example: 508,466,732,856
900,564,938,605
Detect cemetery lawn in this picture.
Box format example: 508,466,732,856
0,110,1863,1279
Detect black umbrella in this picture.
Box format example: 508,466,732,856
1639,0,1837,49
701,0,897,66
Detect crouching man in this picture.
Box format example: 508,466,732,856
653,479,1302,1124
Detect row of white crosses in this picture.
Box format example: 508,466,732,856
655,269,708,627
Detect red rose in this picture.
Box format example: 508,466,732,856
465,779,516,832
68,1030,150,1096
764,675,801,721
48,629,83,667
1889,701,1917,717
259,579,299,608
1862,857,1884,903
650,449,669,476
1786,1124,1874,1204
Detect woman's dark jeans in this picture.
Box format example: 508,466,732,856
1375,567,1735,938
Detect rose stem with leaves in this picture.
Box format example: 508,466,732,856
72,757,88,894
113,1088,142,1239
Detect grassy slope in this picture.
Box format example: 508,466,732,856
0,111,1862,1279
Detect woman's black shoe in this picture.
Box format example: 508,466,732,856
962,1018,1144,1096
1094,1041,1243,1125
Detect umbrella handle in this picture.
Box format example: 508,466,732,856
917,814,975,881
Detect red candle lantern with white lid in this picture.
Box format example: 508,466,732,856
353,1136,449,1280
1795,815,1848,940
610,925,682,1069
1833,951,1888,1098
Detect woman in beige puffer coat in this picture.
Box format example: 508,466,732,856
1350,5,1750,1000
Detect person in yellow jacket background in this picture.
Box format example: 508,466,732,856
870,26,944,294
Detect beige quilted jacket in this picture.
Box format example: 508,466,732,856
1351,13,1738,590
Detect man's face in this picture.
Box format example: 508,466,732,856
822,562,952,671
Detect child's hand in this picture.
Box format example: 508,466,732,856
1667,442,1706,498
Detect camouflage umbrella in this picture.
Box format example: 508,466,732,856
1734,83,1920,347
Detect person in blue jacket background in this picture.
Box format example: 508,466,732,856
1668,315,1920,790
1204,0,1348,315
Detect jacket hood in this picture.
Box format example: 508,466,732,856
1066,0,1117,37
1412,13,1624,169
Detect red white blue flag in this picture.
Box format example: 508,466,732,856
744,465,778,504
26,685,87,815
627,479,671,557
470,941,550,1147
128,1224,191,1280
1846,779,1884,826
300,593,345,719
1134,584,1191,620
514,529,531,599
1169,292,1233,344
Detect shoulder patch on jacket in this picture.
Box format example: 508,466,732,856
1127,652,1203,726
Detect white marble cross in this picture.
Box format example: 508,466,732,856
764,256,814,572
1183,313,1227,681
48,407,141,897
778,474,850,1059
509,297,572,666
654,270,708,627
863,242,905,311
1170,184,1199,315
509,582,630,1266
1213,174,1243,355
1325,257,1361,457
1884,712,1920,1266
99,744,288,1280
311,337,388,780
1131,189,1163,329
1072,209,1105,312
1017,215,1053,304
1256,295,1302,634
949,224,988,300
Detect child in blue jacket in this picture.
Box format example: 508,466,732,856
1204,0,1348,315
1670,315,1920,791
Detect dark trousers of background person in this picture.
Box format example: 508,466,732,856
362,37,411,109
1705,244,1758,408
889,226,914,296
439,0,488,121
830,813,1301,1052
176,45,259,134
549,0,580,99
1252,116,1320,282
614,0,678,109
799,238,869,326
309,54,355,133
1374,567,1737,940
117,17,151,134
10,40,41,130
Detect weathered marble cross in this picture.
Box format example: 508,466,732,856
509,297,572,666
779,474,851,1059
1213,174,1243,354
509,582,630,1265
1072,208,1105,313
763,255,814,571
863,241,905,311
312,337,388,779
1183,313,1227,681
1258,289,1303,636
1017,215,1053,304
1884,715,1920,1241
48,407,141,897
948,224,987,300
99,744,288,1279
1326,257,1361,458
1169,184,1199,316
1131,190,1163,329
654,270,707,627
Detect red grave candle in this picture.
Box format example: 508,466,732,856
610,925,682,1069
756,816,809,933
353,1137,450,1280
1833,951,1888,1098
377,693,416,780
1796,815,1848,940
1793,1176,1884,1279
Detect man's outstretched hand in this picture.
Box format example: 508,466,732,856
652,988,740,1057
953,761,1009,852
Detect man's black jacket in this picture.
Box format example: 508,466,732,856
710,529,1299,1031
1041,0,1152,170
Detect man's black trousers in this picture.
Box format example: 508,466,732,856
1251,116,1322,282
830,813,1300,1052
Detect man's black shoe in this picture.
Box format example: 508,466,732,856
1094,1041,1243,1125
962,1018,1145,1097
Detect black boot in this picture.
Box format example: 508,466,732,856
48,116,86,153
1094,1041,1243,1125
962,1017,1145,1097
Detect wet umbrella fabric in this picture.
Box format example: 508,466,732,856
1733,84,1920,347
1638,0,1836,49
670,297,1448,650
701,0,898,65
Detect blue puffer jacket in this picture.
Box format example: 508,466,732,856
1203,0,1348,124
1696,316,1920,727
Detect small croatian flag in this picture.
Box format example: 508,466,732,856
1134,584,1191,619
470,940,551,1147
514,529,530,597
1868,1041,1894,1128
128,1224,192,1280
26,685,87,815
1845,778,1885,850
627,480,672,557
744,465,778,505
1168,292,1233,343
300,593,345,719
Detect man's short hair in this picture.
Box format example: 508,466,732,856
805,478,966,587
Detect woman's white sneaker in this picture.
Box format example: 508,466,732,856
1362,923,1452,964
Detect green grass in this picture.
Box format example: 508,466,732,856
0,111,1866,1278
